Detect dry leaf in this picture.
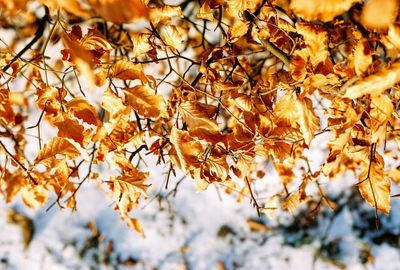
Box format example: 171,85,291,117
358,153,391,214
290,0,360,21
124,85,167,119
344,62,400,99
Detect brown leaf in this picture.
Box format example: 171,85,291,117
0,89,15,125
370,94,393,143
35,137,87,166
87,0,149,24
124,85,167,119
361,0,398,31
290,0,360,22
358,153,391,214
169,127,203,171
344,62,400,99
66,97,99,126
111,60,147,82
149,5,183,26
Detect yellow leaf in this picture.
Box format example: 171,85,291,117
111,60,147,82
295,96,320,146
66,97,99,126
344,62,400,99
124,85,167,119
127,218,145,238
0,88,15,125
169,127,203,171
131,33,153,58
358,153,391,214
197,2,214,22
353,40,372,76
101,88,127,122
159,25,184,50
53,112,85,146
275,92,319,145
387,168,400,184
87,0,149,24
228,20,249,43
35,137,87,166
21,185,49,209
62,34,95,89
149,5,183,26
361,0,398,31
179,101,219,131
290,0,360,22
370,94,393,143
296,22,329,67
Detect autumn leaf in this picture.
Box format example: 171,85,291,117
87,0,149,24
111,60,148,82
290,0,360,22
274,92,319,145
124,85,167,119
358,153,391,215
66,97,99,126
369,94,393,143
0,88,15,125
353,39,373,76
35,137,88,166
169,127,203,171
131,33,153,58
361,0,398,31
159,25,184,50
344,62,400,99
228,20,249,43
149,5,183,26
179,101,219,131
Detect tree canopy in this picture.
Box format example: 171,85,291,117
0,0,400,234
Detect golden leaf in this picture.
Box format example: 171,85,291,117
66,97,99,126
53,113,85,146
370,94,393,143
344,62,400,99
290,0,360,22
40,0,91,18
179,101,219,131
127,218,145,238
275,92,319,145
109,168,149,218
283,177,310,212
169,127,203,171
131,33,153,58
87,0,149,24
80,28,112,52
387,168,400,184
228,20,249,43
200,153,229,183
35,137,87,166
21,184,49,209
149,5,183,26
111,60,147,82
0,88,15,125
296,22,329,67
159,25,184,50
353,40,372,76
124,85,167,119
358,153,391,214
197,2,214,22
361,0,398,31
101,88,127,122
225,0,261,17
61,33,95,89
295,96,320,146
